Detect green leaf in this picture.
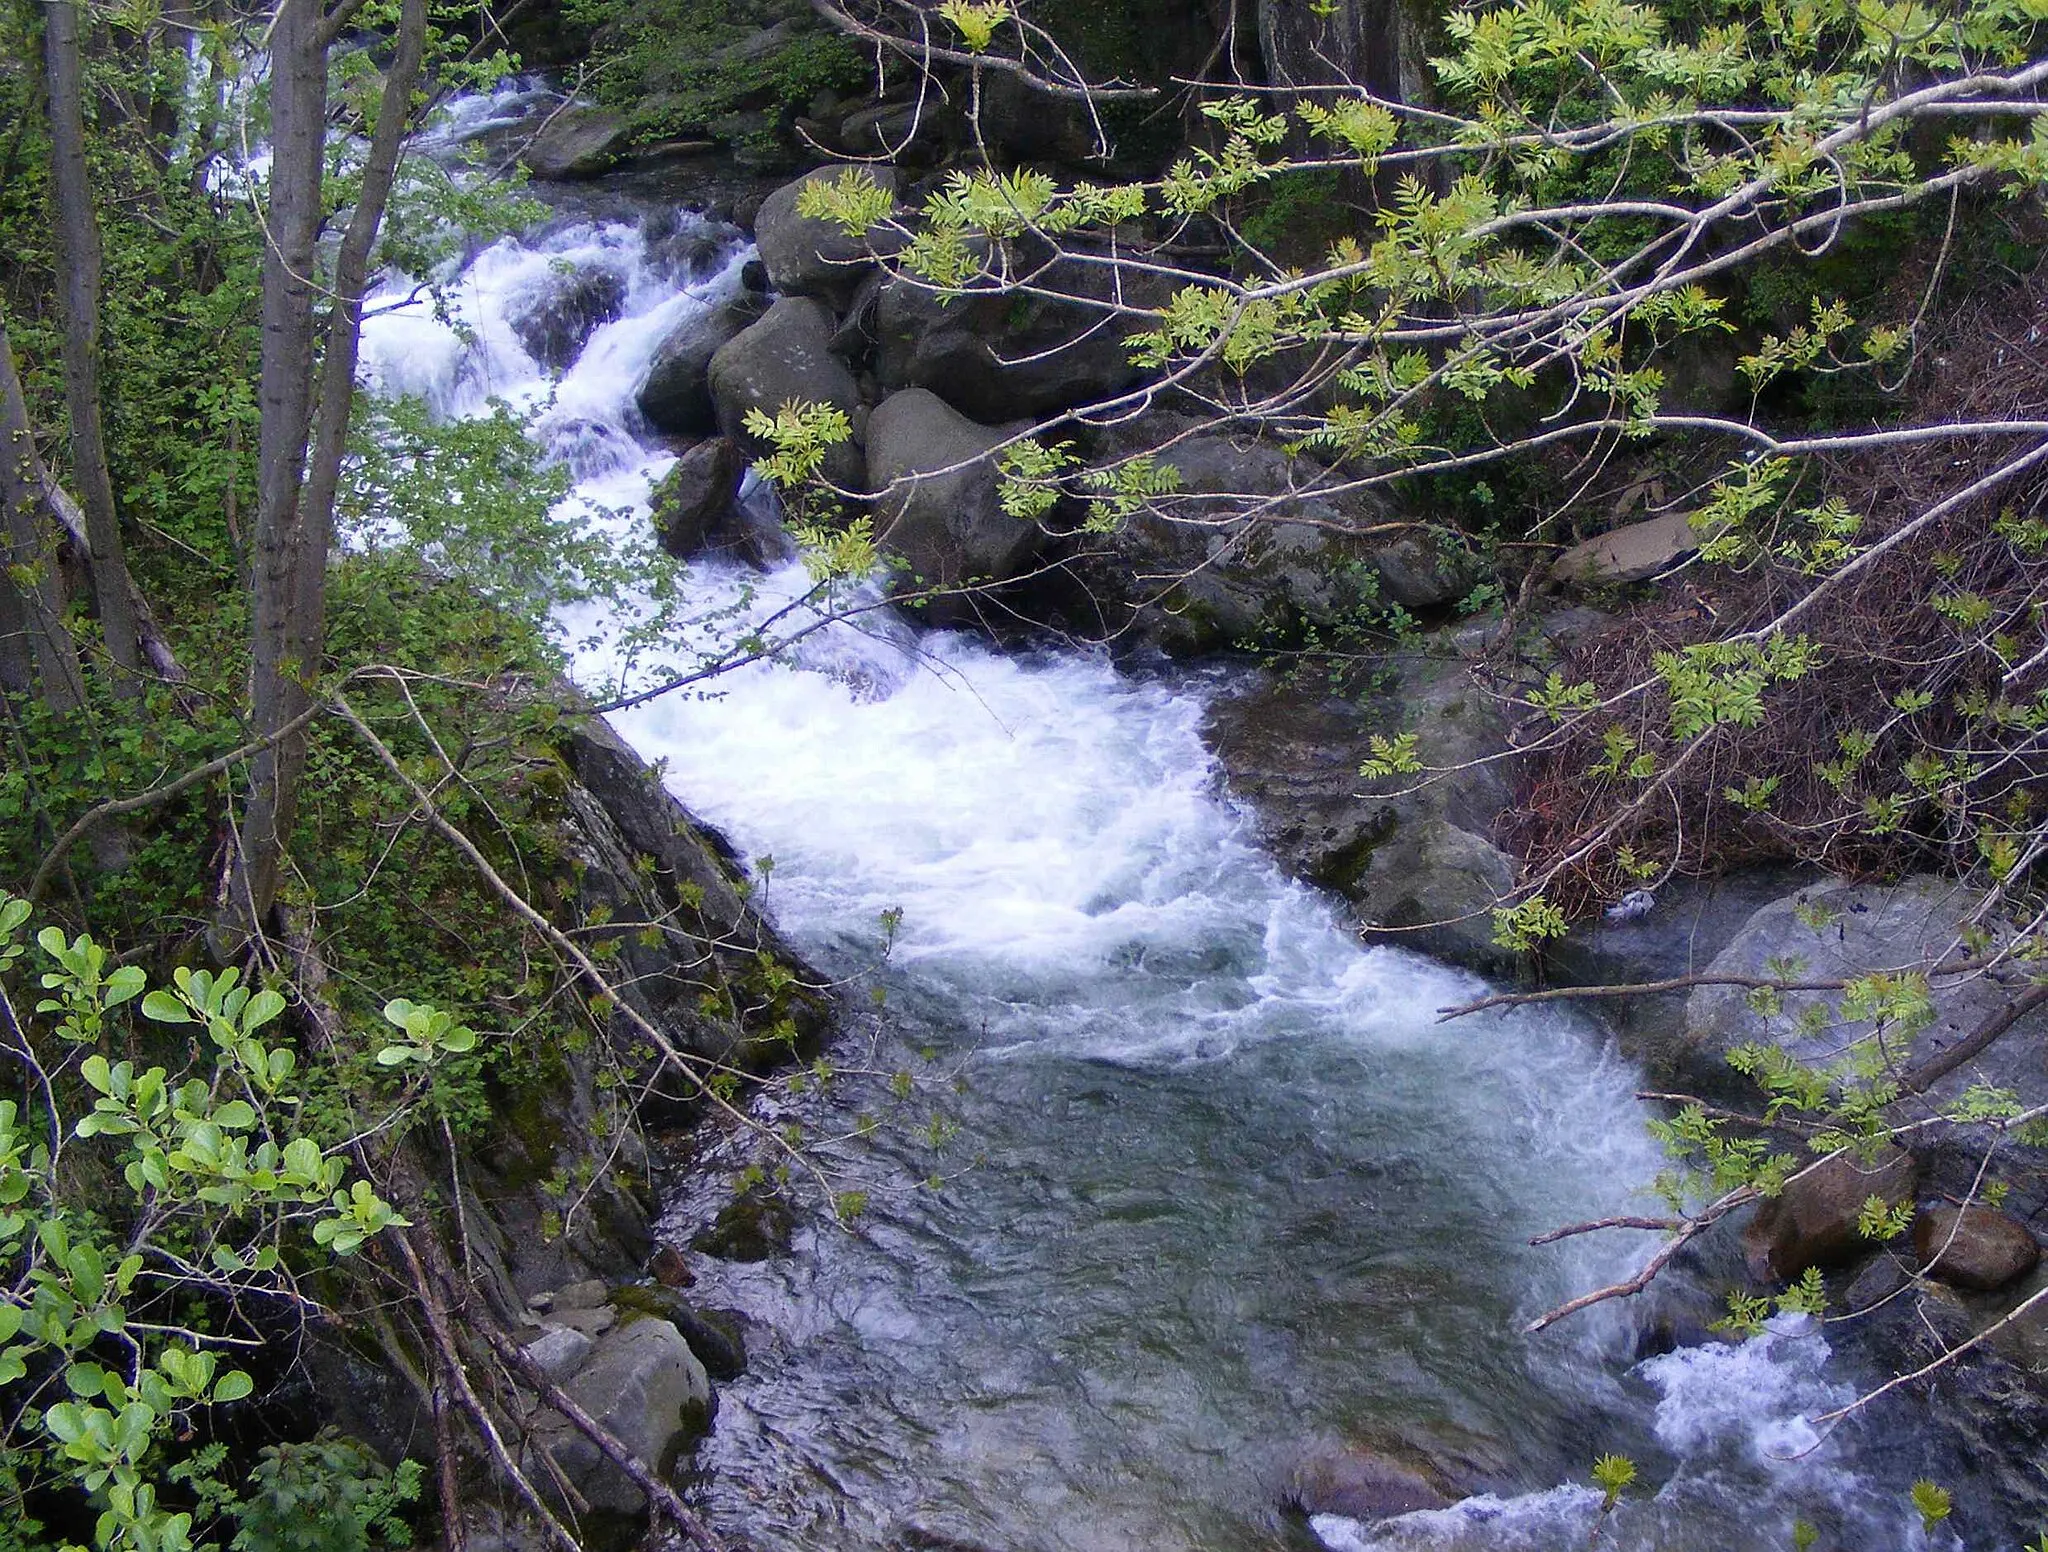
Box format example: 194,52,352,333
209,1369,252,1405
140,991,190,1025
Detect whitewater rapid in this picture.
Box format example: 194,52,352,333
351,124,1972,1550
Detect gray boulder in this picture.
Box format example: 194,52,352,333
753,164,897,308
865,389,1036,598
528,1317,711,1519
1205,647,1520,973
651,438,744,558
522,107,632,181
707,297,864,491
1681,877,2048,1111
873,254,1156,421
636,296,763,436
511,266,626,374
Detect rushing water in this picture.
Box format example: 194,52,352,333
355,104,1988,1552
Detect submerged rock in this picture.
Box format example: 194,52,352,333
510,264,627,374
1284,1448,1453,1521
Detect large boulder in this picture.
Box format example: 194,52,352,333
651,438,742,558
510,265,627,374
1065,420,1476,656
864,388,1036,598
1742,1145,1916,1281
872,252,1157,421
1205,646,1520,973
707,298,864,490
527,1317,711,1519
521,107,633,181
635,296,763,436
1916,1205,2042,1292
753,164,898,307
1679,877,2048,1148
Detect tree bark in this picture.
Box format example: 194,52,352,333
41,0,144,693
230,0,423,943
227,0,332,942
289,0,427,710
0,308,87,712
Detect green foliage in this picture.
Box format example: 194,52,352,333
563,0,869,153
0,897,416,1552
1492,895,1571,952
1591,1452,1636,1509
232,1435,420,1552
1911,1480,1953,1535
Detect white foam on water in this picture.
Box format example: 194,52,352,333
349,113,1944,1549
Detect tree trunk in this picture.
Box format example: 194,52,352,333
289,0,427,707
230,0,423,944
228,0,329,942
41,0,144,694
0,308,87,713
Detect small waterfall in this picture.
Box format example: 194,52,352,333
354,89,1995,1552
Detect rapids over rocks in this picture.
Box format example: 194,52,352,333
352,88,1988,1552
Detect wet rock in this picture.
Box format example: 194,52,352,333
510,265,627,374
753,164,898,308
1551,511,1699,586
708,297,864,490
1204,648,1519,974
636,296,763,436
1284,1448,1451,1521
522,106,632,181
652,438,744,558
691,1191,795,1262
527,1317,712,1519
649,1243,695,1288
548,1303,616,1339
865,388,1036,599
1743,1146,1916,1281
1916,1205,2042,1292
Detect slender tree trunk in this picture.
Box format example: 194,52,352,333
289,0,426,696
0,310,87,713
228,0,330,941
231,0,423,944
41,0,144,693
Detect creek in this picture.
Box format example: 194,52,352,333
354,87,1981,1552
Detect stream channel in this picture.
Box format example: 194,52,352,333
356,82,1989,1552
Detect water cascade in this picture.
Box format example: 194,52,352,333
353,96,1982,1552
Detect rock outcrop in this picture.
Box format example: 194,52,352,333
707,297,865,490
1205,646,1520,972
753,164,898,307
865,388,1036,600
